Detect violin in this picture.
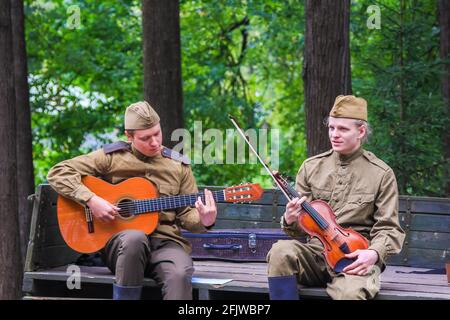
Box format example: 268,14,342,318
228,115,369,273
273,172,369,273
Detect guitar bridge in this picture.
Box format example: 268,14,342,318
85,208,94,233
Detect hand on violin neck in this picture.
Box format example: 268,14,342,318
284,196,307,225
342,249,379,275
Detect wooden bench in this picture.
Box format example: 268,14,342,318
22,184,450,300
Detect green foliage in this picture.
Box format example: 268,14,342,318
180,0,305,187
351,0,448,196
26,0,143,183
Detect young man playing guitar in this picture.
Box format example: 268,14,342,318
267,95,405,300
47,101,217,300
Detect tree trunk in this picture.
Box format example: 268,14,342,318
0,0,22,299
142,0,184,149
303,0,352,157
11,0,34,267
439,0,450,196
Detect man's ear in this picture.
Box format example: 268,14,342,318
125,130,133,142
358,125,366,140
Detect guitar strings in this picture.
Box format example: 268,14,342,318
87,195,215,214
85,191,226,215
85,185,255,216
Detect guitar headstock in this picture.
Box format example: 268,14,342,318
223,183,264,203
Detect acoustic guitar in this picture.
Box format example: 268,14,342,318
57,176,264,253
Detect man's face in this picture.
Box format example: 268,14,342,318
126,123,163,157
328,117,365,155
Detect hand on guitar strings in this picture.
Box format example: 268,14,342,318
87,195,121,222
195,189,217,228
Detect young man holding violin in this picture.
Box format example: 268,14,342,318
47,101,217,300
267,95,405,300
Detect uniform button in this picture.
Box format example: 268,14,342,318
338,181,342,184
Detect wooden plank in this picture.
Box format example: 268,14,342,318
22,277,35,294
380,282,450,295
194,262,450,286
39,204,56,224
392,248,450,269
194,262,267,274
214,219,279,229
398,211,408,230
40,225,66,247
24,185,44,272
217,203,276,222
410,214,450,232
408,231,450,250
381,277,448,287
24,267,158,287
23,263,450,300
215,203,284,229
381,266,448,286
388,196,450,215
194,262,450,289
194,272,268,284
22,295,107,300
410,198,450,215
375,290,450,300
388,210,450,233
194,267,267,279
36,245,82,269
42,184,59,203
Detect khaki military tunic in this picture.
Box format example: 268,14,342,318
267,147,405,299
47,141,208,254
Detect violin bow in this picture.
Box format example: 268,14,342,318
228,115,294,201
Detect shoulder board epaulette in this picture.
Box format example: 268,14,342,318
161,147,191,165
304,149,333,163
103,141,131,154
362,150,390,171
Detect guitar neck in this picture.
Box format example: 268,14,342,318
124,190,225,215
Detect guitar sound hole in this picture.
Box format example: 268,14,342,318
117,199,134,219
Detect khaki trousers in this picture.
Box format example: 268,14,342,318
102,230,194,300
267,239,381,300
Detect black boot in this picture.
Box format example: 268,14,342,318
268,275,299,300
113,283,143,300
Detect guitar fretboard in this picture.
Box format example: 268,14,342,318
118,190,225,215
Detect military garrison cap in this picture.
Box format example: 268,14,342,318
125,101,160,130
329,95,368,121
